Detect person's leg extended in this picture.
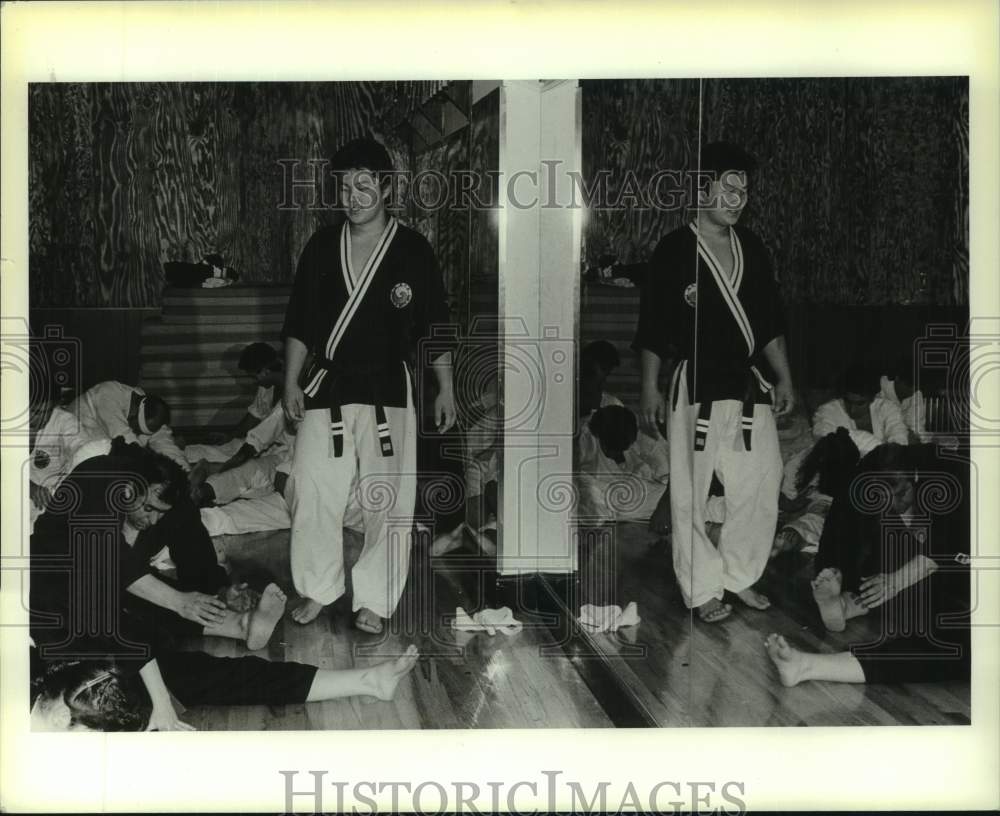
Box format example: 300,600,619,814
765,634,866,686
718,402,781,608
668,381,725,613
157,644,420,707
288,409,356,624
351,393,418,631
205,455,279,505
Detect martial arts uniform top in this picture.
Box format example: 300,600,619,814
633,222,786,405
812,396,910,448
633,222,786,451
282,217,453,412
68,381,189,471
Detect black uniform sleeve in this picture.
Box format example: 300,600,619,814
413,237,455,364
281,234,318,348
136,498,228,594
747,232,787,349
632,236,677,360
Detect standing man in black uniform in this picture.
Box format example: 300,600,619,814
635,142,795,623
282,138,456,633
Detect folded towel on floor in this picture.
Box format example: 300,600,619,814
452,606,523,636
578,601,641,632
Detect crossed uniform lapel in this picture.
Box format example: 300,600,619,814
304,217,398,398
690,222,753,356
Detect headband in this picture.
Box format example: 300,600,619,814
136,397,152,435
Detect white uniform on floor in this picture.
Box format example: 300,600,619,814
282,216,452,619
635,222,787,609
68,381,188,471
204,402,295,504
184,384,278,465
576,394,670,523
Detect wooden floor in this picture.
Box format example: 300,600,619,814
175,520,968,730
573,522,971,727
178,528,613,730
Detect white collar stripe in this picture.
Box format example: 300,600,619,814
340,228,355,292
689,223,755,355
305,218,398,398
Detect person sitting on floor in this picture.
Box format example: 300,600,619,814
31,439,288,669
188,401,307,539
774,365,910,554
29,644,420,732
183,341,285,464
767,442,969,686
576,404,672,535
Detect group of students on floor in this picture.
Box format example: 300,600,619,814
575,337,970,689
26,138,971,732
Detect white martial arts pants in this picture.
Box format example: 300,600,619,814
184,438,244,465
668,376,781,609
287,389,417,618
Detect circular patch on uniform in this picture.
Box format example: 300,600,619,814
390,282,413,308
683,282,698,308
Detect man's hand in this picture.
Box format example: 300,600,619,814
175,592,228,626
29,481,53,510
146,701,195,732
859,573,899,609
771,380,796,418
639,386,666,439
435,390,457,433
283,383,305,423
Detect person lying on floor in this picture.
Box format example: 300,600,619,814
576,404,672,535
765,442,970,687
31,438,288,662
67,380,188,471
29,643,420,732
774,366,910,554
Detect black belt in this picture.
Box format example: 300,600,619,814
316,359,402,459
675,361,759,452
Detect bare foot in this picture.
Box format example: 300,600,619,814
291,597,324,625
735,587,771,610
430,526,464,557
246,583,287,650
364,645,420,700
765,633,807,687
771,528,804,557
811,567,846,632
355,607,383,634
696,597,732,623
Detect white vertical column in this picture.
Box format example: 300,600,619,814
497,80,580,576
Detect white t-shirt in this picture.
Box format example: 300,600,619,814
247,385,276,420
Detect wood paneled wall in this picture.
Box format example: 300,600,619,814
29,81,447,307
582,77,968,306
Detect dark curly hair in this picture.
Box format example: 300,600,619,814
32,660,150,731
108,437,188,507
